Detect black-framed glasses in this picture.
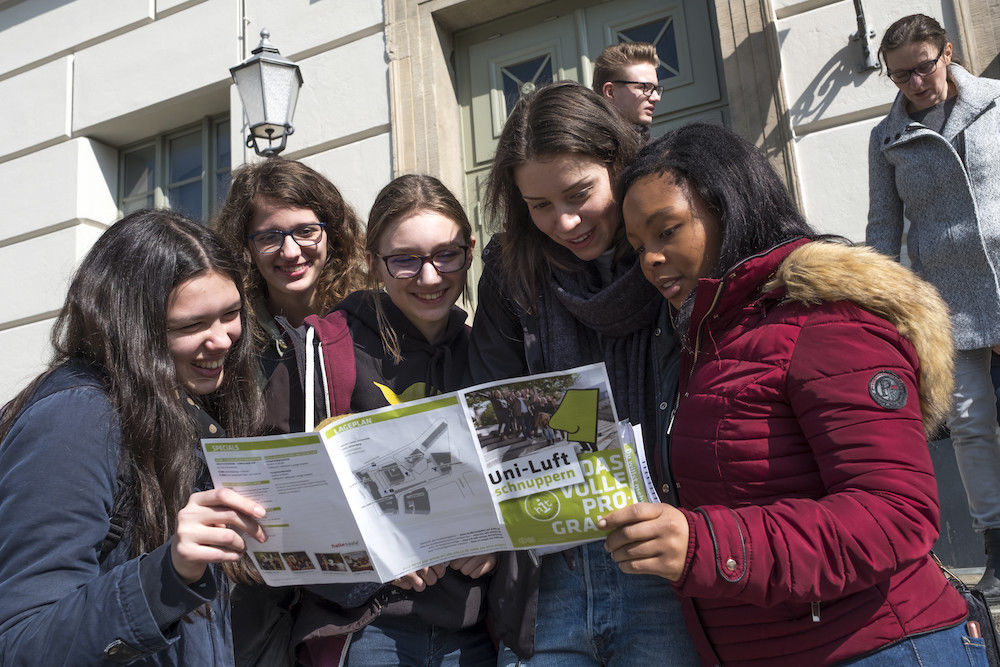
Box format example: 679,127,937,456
378,245,470,279
612,80,663,97
887,48,944,84
247,223,326,254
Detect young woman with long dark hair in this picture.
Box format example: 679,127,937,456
603,122,976,665
469,80,698,665
0,210,266,665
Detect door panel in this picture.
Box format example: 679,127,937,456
467,15,580,166
654,106,727,137
586,0,722,127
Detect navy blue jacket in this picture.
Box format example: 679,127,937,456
0,362,233,665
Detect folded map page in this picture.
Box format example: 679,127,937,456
202,363,646,586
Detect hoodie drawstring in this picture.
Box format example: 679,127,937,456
305,326,315,432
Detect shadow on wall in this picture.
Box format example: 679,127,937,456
786,40,874,129
717,23,796,184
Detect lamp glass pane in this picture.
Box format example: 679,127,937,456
233,63,265,126
260,61,297,133
285,75,300,123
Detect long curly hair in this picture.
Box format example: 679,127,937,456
212,158,366,333
0,209,262,557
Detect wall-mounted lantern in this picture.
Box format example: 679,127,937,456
230,29,304,157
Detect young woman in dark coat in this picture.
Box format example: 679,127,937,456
0,210,265,665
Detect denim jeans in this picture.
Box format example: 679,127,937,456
842,622,988,666
345,616,496,667
950,348,1000,531
498,542,698,666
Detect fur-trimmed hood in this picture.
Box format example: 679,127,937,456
764,242,954,434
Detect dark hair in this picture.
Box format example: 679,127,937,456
365,174,473,360
0,209,262,558
212,158,366,327
592,42,659,93
620,123,814,279
486,81,641,309
878,14,949,68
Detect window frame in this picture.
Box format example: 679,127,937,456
117,114,231,221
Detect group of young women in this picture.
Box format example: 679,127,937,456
0,12,992,666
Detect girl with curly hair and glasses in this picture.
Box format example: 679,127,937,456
213,159,367,435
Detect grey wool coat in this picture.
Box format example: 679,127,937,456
867,64,1000,350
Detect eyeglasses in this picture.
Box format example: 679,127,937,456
887,48,944,84
378,245,470,279
612,80,663,97
247,223,326,254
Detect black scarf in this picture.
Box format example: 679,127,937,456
537,251,661,433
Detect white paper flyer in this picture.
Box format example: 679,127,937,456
202,363,647,586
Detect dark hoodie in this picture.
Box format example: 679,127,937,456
336,290,470,414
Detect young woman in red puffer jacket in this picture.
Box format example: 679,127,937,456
600,123,976,666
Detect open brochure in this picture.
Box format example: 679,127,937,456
202,363,652,586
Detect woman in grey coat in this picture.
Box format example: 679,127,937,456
867,13,1000,597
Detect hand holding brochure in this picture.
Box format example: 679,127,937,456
202,363,647,586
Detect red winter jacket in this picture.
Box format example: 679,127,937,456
669,239,967,666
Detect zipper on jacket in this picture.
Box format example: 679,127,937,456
658,385,680,504
663,401,680,504
811,601,821,622
685,237,808,381
688,279,726,380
